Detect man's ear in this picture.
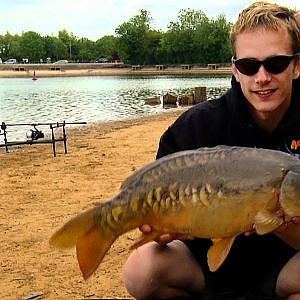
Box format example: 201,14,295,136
232,63,240,82
293,56,300,79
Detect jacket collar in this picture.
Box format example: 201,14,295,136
225,76,253,128
225,76,300,134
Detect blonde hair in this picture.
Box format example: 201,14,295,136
230,1,300,56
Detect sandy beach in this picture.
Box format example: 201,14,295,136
0,109,186,299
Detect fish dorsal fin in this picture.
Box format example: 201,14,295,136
207,236,236,272
129,231,163,250
254,210,284,235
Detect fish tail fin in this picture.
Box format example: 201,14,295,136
76,225,116,279
50,206,117,279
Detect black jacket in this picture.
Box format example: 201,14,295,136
157,77,300,159
156,77,300,296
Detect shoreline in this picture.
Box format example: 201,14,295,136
0,64,232,78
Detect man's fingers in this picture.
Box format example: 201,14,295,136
139,224,152,233
155,233,174,245
175,233,194,240
138,224,194,245
291,216,300,224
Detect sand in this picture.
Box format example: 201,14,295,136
0,109,185,299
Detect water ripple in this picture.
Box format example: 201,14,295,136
0,75,231,140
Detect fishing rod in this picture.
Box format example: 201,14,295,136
2,121,87,127
0,121,87,157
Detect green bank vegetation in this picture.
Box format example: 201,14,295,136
0,9,232,65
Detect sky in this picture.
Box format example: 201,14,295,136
0,0,299,41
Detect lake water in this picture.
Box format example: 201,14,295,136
0,75,231,140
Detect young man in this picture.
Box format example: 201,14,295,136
124,2,300,299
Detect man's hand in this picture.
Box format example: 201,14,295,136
243,213,300,237
139,224,194,245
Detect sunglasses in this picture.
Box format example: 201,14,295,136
232,54,299,76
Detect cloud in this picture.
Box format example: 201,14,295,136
0,0,299,40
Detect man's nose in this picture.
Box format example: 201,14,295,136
254,65,272,84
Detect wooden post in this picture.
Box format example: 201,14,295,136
194,87,207,103
163,93,177,106
178,94,195,106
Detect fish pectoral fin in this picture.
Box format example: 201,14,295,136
207,236,236,272
76,228,116,280
130,231,163,250
254,210,284,235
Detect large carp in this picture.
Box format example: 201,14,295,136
50,146,300,279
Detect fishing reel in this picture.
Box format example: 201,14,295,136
26,125,44,141
0,122,6,135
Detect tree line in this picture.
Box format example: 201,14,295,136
0,9,232,65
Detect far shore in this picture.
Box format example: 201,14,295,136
0,63,232,78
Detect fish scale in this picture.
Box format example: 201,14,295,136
50,145,300,279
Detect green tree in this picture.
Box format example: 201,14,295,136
201,14,232,63
115,9,152,64
0,9,232,65
95,35,118,61
158,9,231,64
76,37,95,62
144,29,162,64
19,31,45,63
58,29,78,61
44,35,67,62
159,9,210,64
0,32,20,61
